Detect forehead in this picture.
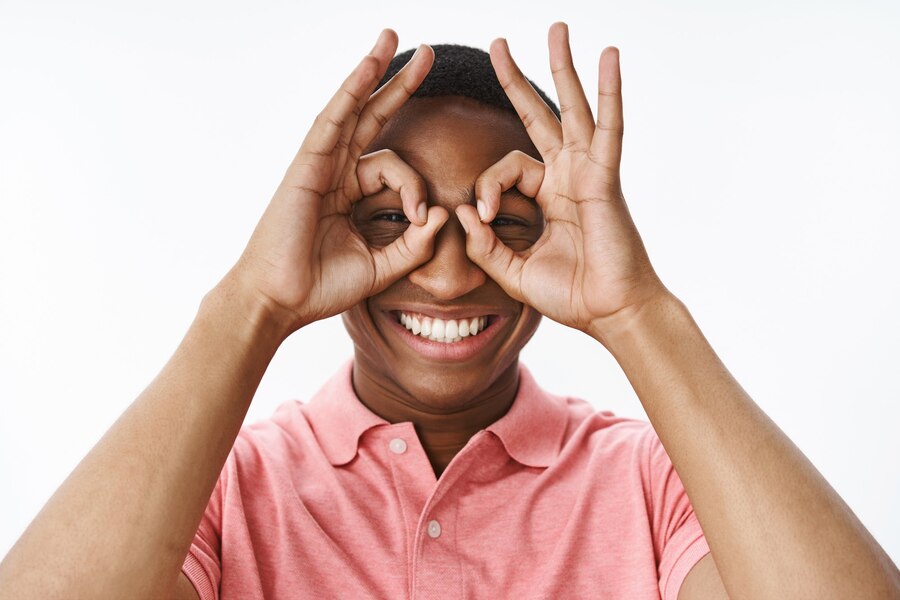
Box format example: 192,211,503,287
365,96,540,180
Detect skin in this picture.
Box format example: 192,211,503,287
343,96,545,476
0,23,897,600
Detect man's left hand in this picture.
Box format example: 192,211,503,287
455,22,668,342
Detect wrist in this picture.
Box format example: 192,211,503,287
587,289,688,351
200,276,295,351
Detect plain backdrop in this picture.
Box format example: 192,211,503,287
1,0,898,564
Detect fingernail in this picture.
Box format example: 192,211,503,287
417,203,427,224
412,44,424,59
459,213,470,234
476,199,486,221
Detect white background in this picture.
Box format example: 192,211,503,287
1,0,898,565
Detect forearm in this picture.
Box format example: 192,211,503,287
594,292,899,599
0,279,287,599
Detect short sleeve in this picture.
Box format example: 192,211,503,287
181,468,226,600
643,427,711,600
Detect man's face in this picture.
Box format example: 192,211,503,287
342,96,544,411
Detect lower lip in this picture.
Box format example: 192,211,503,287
382,311,505,361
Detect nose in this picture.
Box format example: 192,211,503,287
407,214,486,300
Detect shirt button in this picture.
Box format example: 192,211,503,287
388,438,407,454
427,519,441,539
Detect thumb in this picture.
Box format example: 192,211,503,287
369,206,449,293
455,204,526,302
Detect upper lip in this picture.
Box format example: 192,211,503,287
385,304,510,320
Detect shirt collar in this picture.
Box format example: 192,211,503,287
304,360,569,469
484,363,569,468
305,360,388,466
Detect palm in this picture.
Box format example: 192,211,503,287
303,199,380,323
541,152,660,325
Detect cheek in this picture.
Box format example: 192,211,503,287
341,303,378,349
355,223,407,248
515,307,543,347
497,228,542,251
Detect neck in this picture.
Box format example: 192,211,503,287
351,358,520,478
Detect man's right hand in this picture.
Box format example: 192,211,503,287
224,29,448,336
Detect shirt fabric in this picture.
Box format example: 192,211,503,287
181,361,711,599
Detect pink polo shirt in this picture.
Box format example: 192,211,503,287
181,361,710,599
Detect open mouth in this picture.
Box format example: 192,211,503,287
394,311,495,344
383,309,504,361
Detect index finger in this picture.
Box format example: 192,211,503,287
349,43,435,159
296,30,398,161
490,37,563,161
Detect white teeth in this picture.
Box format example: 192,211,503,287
398,312,490,344
459,319,470,337
445,319,458,339
432,318,445,340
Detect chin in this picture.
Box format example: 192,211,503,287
392,358,519,413
342,301,542,413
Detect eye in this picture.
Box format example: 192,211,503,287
373,211,409,224
490,215,527,227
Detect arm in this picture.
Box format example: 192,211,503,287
0,29,443,599
597,291,900,599
0,281,282,599
456,21,899,599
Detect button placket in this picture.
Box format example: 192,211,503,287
410,432,490,599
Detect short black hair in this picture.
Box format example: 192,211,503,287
375,44,561,120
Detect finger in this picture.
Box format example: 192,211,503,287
369,205,449,293
489,37,562,160
455,204,527,302
349,44,435,159
548,22,594,151
356,149,428,225
336,29,400,153
297,55,381,161
283,30,397,195
474,150,544,223
588,46,624,171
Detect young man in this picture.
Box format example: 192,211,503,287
0,23,897,600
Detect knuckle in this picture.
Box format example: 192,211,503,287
393,238,420,266
520,110,537,130
348,138,366,160
399,78,419,97
550,63,575,76
339,85,363,107
326,114,345,130
509,149,530,163
367,108,389,129
484,236,507,262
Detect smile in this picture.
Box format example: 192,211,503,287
383,309,504,362
398,311,488,343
